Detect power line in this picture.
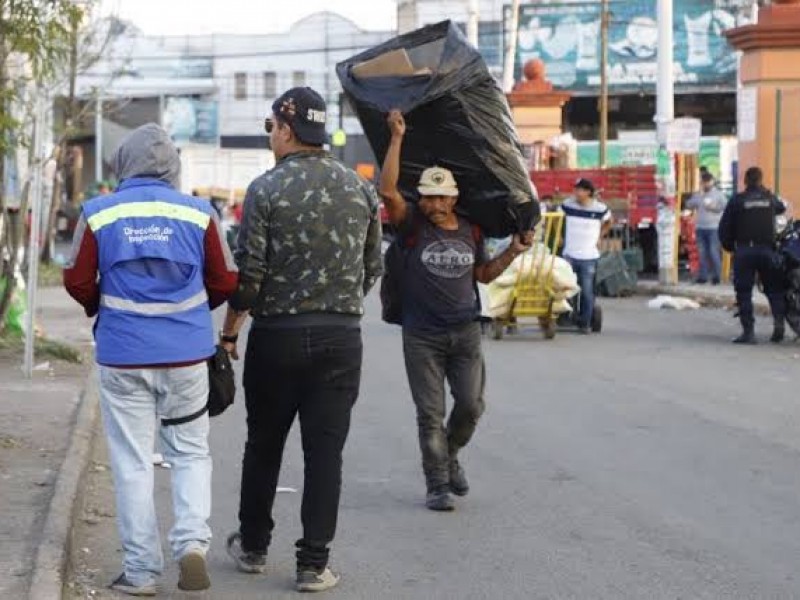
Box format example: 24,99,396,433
100,42,389,62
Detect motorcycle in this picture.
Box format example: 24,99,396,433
776,219,800,337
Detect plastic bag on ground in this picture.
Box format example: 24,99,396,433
0,271,28,338
336,20,540,238
647,295,701,310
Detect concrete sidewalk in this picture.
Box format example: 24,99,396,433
0,286,94,599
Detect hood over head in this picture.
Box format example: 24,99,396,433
112,123,180,188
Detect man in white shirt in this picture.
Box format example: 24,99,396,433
560,179,612,334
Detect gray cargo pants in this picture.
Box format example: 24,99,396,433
402,322,486,492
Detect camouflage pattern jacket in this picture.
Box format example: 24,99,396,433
231,151,383,319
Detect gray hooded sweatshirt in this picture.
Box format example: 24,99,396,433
112,123,181,188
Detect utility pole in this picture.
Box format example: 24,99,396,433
655,0,674,145
24,95,45,379
94,94,102,183
655,0,676,285
503,0,521,93
599,0,609,168
466,0,479,48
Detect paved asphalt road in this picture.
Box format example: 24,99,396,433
70,295,800,599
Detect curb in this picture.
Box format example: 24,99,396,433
28,369,99,600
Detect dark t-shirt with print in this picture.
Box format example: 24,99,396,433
400,206,487,332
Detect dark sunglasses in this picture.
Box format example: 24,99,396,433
264,117,288,135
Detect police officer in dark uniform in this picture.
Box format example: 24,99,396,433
718,167,787,344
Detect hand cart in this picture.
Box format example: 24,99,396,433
491,212,565,340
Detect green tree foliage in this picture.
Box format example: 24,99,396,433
0,0,83,334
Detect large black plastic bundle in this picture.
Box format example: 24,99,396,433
336,20,540,238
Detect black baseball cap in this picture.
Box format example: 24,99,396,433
574,178,595,195
271,87,328,146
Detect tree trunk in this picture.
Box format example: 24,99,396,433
0,0,14,334
41,14,79,265
40,142,65,264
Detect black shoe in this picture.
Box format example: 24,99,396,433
771,323,786,344
711,278,720,285
226,532,267,574
449,460,469,497
578,326,591,335
426,486,455,511
733,330,757,345
695,279,708,285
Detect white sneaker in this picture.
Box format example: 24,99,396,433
296,567,340,592
178,549,210,591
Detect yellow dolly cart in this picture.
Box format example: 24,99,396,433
491,212,565,340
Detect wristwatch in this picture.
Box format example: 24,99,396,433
219,330,238,344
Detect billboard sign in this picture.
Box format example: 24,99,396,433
507,0,754,93
164,98,219,145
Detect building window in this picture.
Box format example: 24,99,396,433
263,72,277,98
234,72,247,100
292,70,306,88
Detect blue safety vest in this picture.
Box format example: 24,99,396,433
82,178,215,366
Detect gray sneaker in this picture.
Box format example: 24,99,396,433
296,567,340,592
108,573,157,597
178,549,210,591
426,486,455,511
226,531,267,574
449,460,469,497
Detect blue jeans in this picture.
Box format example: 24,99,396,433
696,228,722,282
98,363,212,587
567,258,598,328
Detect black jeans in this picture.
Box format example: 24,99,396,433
734,245,785,328
402,322,486,492
239,326,362,571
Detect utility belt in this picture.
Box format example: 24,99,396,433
736,240,774,250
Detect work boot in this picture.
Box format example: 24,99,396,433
771,319,786,344
449,459,469,497
733,328,757,345
426,485,455,512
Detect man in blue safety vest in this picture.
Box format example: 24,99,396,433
64,123,238,596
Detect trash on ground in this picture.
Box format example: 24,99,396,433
647,295,701,311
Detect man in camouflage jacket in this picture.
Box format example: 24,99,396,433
219,87,382,593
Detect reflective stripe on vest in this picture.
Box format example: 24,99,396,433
87,201,210,232
100,289,209,315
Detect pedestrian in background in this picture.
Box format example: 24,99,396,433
63,124,238,595
719,166,787,344
686,171,727,285
220,87,383,592
559,178,612,334
379,110,533,512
